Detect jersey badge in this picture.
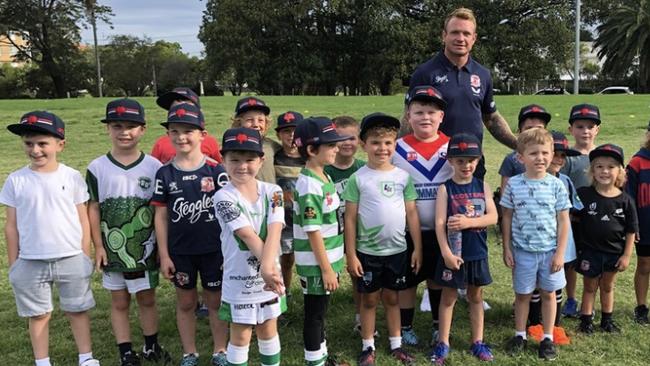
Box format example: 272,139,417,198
201,177,215,192
442,269,453,282
471,74,481,95
325,192,333,206
587,202,597,215
175,272,190,286
381,181,395,197
138,176,152,190
304,206,316,219
169,181,181,194
271,190,283,212
216,201,241,223
434,74,449,84
407,151,417,161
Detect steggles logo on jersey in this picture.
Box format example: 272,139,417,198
201,177,215,192
216,200,241,223
138,176,151,190
171,195,214,224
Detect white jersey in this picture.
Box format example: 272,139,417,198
0,164,89,259
214,181,285,304
392,133,454,231
342,166,417,256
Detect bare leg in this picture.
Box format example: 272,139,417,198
66,311,93,354
176,288,198,353
29,313,51,360
110,290,132,343
205,289,228,354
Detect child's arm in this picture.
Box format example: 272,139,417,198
344,201,363,277
616,233,635,271
87,201,107,272
434,185,462,270
5,207,19,266
617,197,640,271
500,176,509,196
552,209,570,273
77,203,91,257
154,205,175,279
307,230,339,291
260,221,284,294
446,182,499,231
501,207,514,268
234,227,265,258
405,200,422,274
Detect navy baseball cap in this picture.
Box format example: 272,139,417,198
448,133,482,158
360,112,400,139
7,111,65,139
221,127,264,156
569,104,601,125
276,111,303,131
161,103,205,130
235,97,270,116
293,117,352,147
156,87,201,110
551,131,580,157
405,85,447,110
518,104,551,126
589,143,624,166
101,98,145,124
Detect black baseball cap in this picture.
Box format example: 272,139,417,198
589,143,624,166
101,98,145,124
276,111,304,131
221,127,264,156
405,85,447,110
360,112,400,140
7,111,66,139
235,97,270,116
551,131,580,157
518,104,551,126
569,104,601,125
448,133,482,158
161,103,205,130
156,87,200,110
293,117,352,147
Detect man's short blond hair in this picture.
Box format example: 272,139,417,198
516,128,553,154
444,7,477,32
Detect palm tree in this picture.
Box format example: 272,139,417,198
595,1,650,92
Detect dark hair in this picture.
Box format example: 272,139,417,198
298,144,321,160
332,115,358,128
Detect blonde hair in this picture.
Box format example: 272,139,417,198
362,126,398,141
332,115,358,128
444,7,477,32
516,128,553,154
588,158,627,189
230,115,272,136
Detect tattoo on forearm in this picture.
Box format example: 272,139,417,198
484,112,517,149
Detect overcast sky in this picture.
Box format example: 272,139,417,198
80,0,205,57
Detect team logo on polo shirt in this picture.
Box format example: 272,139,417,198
471,74,481,95
434,74,448,84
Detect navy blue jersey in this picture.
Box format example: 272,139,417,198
152,157,228,255
410,51,496,143
444,177,488,261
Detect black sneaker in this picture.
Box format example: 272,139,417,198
142,344,172,364
600,318,621,333
505,335,527,355
634,305,650,325
538,338,557,361
578,316,594,334
120,351,141,366
358,347,375,366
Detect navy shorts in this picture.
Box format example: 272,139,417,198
356,251,409,293
636,244,650,257
405,230,440,287
434,257,492,289
170,252,223,291
575,248,620,278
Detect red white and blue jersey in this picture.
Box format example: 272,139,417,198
392,133,454,231
626,147,650,245
151,157,228,255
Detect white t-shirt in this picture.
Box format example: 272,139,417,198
214,181,285,304
0,164,89,259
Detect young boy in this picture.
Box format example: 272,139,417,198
293,117,352,366
431,133,498,365
1,111,99,366
343,113,420,366
152,103,229,366
274,111,306,293
392,85,454,348
560,104,601,317
87,98,170,365
214,127,286,366
501,128,571,361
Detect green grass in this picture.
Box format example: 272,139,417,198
0,95,649,365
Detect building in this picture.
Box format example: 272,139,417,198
0,31,29,67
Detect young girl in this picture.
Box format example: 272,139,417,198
575,144,638,334
213,127,286,366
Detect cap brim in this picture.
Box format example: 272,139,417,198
589,150,623,165
237,105,270,116
220,148,264,157
7,123,63,138
156,92,200,110
519,112,551,124
448,152,481,158
321,134,353,144
408,95,447,110
101,116,146,124
160,120,204,129
275,123,297,131
570,116,601,125
561,148,581,157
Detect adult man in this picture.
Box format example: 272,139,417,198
408,7,516,179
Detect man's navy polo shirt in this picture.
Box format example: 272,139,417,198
409,51,497,143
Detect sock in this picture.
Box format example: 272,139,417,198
555,289,563,326
183,353,199,358
400,308,414,328
305,349,325,366
601,312,613,323
227,343,249,366
320,340,327,357
362,338,375,351
118,342,133,357
355,313,361,324
259,335,281,366
515,330,527,339
144,332,158,351
580,313,592,323
543,333,553,342
78,352,93,365
429,288,442,325
528,290,541,326
35,358,51,366
388,336,402,350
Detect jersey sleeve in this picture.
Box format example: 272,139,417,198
404,175,418,201
0,175,16,207
567,178,583,211
298,181,324,232
626,157,640,202
151,167,168,206
341,173,360,203
625,194,640,234
266,185,285,226
86,167,99,202
482,73,497,114
213,163,229,189
73,170,90,204
214,190,252,233
499,178,514,209
554,179,571,211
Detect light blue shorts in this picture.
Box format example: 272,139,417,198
512,247,566,294
8,253,95,317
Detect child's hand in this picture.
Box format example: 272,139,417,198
346,255,364,278
616,254,631,272
262,266,285,295
502,249,515,269
322,268,339,292
94,246,108,273
411,250,422,274
160,257,175,280
447,214,470,231
443,254,463,271
550,252,563,273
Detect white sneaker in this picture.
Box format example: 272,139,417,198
483,300,491,311
80,358,100,366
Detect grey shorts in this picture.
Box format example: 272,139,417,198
8,253,95,317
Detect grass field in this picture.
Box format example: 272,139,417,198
0,95,649,365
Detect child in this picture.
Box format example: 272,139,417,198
1,111,100,366
214,127,286,366
575,144,638,334
323,115,366,333
430,133,498,364
501,128,571,361
343,113,420,365
152,103,229,366
230,96,282,183
627,121,650,324
293,117,352,366
560,104,602,317
392,85,454,347
87,99,170,365
274,111,306,293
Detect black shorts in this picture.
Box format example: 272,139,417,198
356,251,409,293
575,248,620,278
405,230,440,287
170,252,223,290
636,244,650,257
434,257,492,289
